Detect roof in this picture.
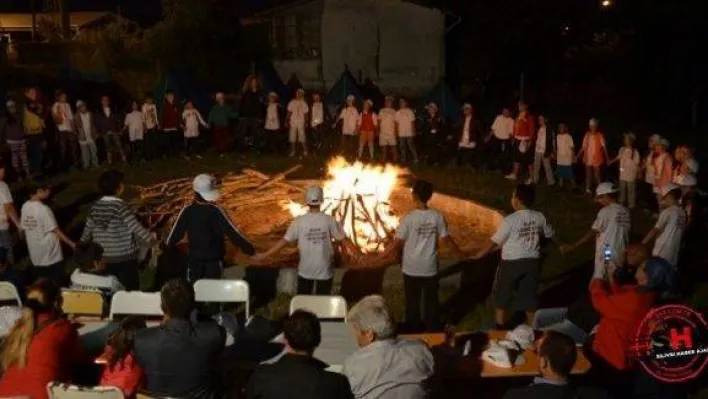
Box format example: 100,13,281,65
0,12,114,31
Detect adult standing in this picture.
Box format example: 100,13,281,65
422,102,445,166
239,75,265,153
161,90,181,156
505,102,535,182
51,90,77,169
338,95,360,159
485,107,514,172
73,100,100,170
141,94,160,161
0,164,20,264
532,115,555,186
22,87,45,177
309,92,329,156
395,97,418,164
208,92,237,155
378,96,398,162
94,95,126,165
456,103,483,169
1,101,30,179
80,170,155,290
577,119,609,194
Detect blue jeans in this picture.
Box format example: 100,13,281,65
532,307,589,344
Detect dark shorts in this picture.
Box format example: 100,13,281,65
557,165,574,179
513,144,533,166
491,258,540,311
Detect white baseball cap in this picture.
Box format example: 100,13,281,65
193,174,221,201
595,182,618,196
680,175,697,187
5,100,15,108
76,100,86,108
305,186,324,206
589,118,599,126
660,183,680,197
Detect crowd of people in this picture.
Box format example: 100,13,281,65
0,75,704,399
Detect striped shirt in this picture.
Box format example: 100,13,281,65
80,196,152,263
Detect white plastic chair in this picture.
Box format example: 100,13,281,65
109,291,162,320
193,279,250,319
0,282,21,306
47,382,124,399
289,295,347,319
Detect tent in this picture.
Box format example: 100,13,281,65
423,79,462,125
153,70,212,115
255,60,289,105
326,69,362,110
360,77,385,110
286,73,303,93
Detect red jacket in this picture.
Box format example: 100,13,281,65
514,113,535,140
162,100,180,130
590,279,655,370
100,347,144,398
0,315,84,399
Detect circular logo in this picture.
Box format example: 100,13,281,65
631,305,708,383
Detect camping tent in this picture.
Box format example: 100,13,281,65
326,69,362,110
360,77,385,110
153,70,212,115
286,73,303,93
423,79,462,125
256,60,289,105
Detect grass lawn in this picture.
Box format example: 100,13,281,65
21,153,708,330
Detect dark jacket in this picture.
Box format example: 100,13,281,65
73,112,99,142
166,200,255,261
539,126,555,157
162,100,181,130
455,115,483,147
245,354,354,399
0,114,24,142
240,90,265,119
133,319,225,399
422,113,445,141
503,382,611,399
93,107,123,136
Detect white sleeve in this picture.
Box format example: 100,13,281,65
112,277,125,294
44,207,58,233
0,184,12,205
287,101,294,113
283,219,299,243
329,217,345,241
396,215,411,240
591,209,607,233
491,218,512,245
437,213,449,239
654,210,669,231
542,216,555,238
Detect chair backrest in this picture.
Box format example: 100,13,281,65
0,282,21,306
289,295,347,319
62,290,104,317
193,279,250,318
47,382,124,399
109,291,162,320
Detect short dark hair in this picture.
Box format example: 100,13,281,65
666,188,682,201
74,242,104,272
283,310,321,353
98,170,125,196
514,184,535,207
160,279,194,319
539,330,577,377
413,180,434,204
26,182,49,196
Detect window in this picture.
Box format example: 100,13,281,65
269,15,320,59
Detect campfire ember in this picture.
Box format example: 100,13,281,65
284,157,404,253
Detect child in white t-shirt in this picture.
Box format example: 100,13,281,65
264,92,283,154
642,184,686,267
562,183,631,280
610,132,641,209
387,180,463,331
554,123,576,191
472,184,558,328
287,89,309,158
124,101,146,164
20,184,76,286
395,98,418,164
71,241,124,297
378,96,398,162
253,186,359,295
338,95,360,158
181,100,208,160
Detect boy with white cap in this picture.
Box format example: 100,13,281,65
287,88,309,157
253,186,359,295
576,118,609,194
339,95,360,159
642,183,686,268
166,174,256,281
357,99,377,161
561,182,631,279
378,96,398,162
72,100,100,169
609,132,641,209
457,103,482,168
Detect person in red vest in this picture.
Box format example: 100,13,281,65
357,99,378,161
161,90,181,157
505,102,535,183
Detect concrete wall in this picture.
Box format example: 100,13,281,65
273,59,324,89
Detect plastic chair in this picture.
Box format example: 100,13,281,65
109,291,162,320
62,290,104,318
47,382,124,399
0,282,21,306
193,279,250,319
289,295,347,319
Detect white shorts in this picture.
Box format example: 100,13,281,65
289,124,306,143
379,132,397,146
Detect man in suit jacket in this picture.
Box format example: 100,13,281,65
245,310,353,399
503,331,610,399
134,279,225,399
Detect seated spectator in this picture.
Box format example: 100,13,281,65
100,316,146,397
71,241,124,296
503,331,610,399
245,310,353,399
0,279,84,399
133,279,225,398
343,295,434,399
0,247,25,301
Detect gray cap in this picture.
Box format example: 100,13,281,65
305,186,324,206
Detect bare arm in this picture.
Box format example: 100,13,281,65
441,235,465,258
471,239,500,260
53,228,76,250
563,230,596,254
4,203,20,230
254,239,291,261
642,228,660,246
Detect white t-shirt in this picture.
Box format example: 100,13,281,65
70,269,124,295
52,102,73,132
491,209,554,260
142,103,159,129
653,205,686,266
0,182,13,231
378,108,396,137
20,200,63,267
618,147,641,182
535,126,548,154
644,154,655,185
491,115,514,140
124,111,144,142
182,109,206,138
591,203,631,278
685,158,699,175
311,102,324,127
396,209,449,277
80,113,94,143
284,212,346,280
265,103,280,131
287,99,309,126
340,107,360,135
556,134,574,166
395,109,416,138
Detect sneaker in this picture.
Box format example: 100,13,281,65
196,155,203,160
525,178,533,185
219,153,225,158
585,189,592,195
505,173,517,180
